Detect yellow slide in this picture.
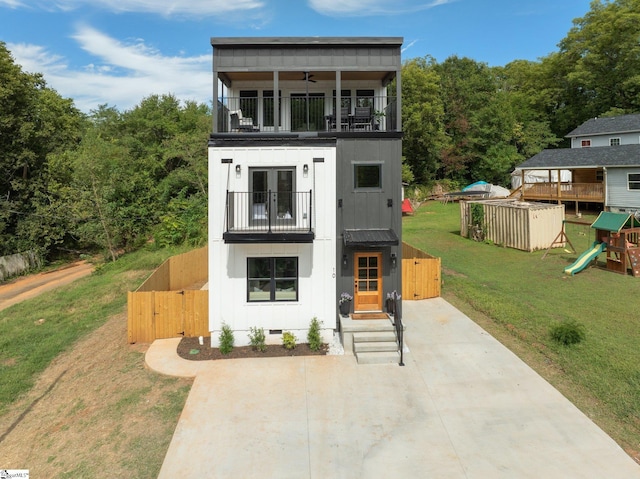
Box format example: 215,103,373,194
564,241,607,276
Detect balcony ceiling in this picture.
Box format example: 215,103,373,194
219,70,394,83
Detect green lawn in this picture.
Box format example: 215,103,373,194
403,201,640,457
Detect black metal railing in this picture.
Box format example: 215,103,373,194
390,291,404,366
225,190,313,234
217,96,398,133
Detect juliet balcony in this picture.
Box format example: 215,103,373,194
223,191,315,244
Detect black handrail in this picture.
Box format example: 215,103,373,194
391,291,404,366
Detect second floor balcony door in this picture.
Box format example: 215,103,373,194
250,168,295,226
291,93,325,131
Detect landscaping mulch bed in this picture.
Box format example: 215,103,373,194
177,336,328,361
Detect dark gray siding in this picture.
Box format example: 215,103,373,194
335,138,403,305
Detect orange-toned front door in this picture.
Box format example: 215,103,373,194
354,252,383,312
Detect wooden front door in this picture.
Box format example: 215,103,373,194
354,252,383,312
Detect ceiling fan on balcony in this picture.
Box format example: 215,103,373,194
301,72,316,83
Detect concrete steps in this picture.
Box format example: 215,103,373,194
339,316,402,365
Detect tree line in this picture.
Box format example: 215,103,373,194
1,0,638,261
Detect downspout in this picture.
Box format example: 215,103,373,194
603,167,608,211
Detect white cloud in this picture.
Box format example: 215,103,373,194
8,26,211,112
1,0,264,16
307,0,454,16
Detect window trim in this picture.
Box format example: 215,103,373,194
247,257,298,302
580,139,591,147
628,173,640,191
354,163,382,190
610,137,621,146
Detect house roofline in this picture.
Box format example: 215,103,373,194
210,37,404,48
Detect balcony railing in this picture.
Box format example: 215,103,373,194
223,191,314,243
522,182,605,202
216,96,397,133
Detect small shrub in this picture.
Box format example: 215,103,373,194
248,326,266,352
307,317,323,351
219,323,235,355
550,319,585,346
282,331,297,350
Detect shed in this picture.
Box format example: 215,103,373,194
460,199,565,252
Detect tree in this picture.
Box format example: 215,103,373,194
400,57,447,183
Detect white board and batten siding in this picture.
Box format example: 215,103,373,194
208,146,337,346
461,199,565,252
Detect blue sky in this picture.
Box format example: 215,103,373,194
1,0,592,112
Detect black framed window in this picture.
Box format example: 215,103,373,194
263,90,281,128
628,173,640,190
248,257,298,302
356,89,374,108
354,164,382,189
239,90,258,125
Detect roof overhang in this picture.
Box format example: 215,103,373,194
343,229,399,247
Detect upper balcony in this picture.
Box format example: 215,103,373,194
216,94,398,134
210,37,403,138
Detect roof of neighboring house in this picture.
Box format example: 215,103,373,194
566,114,640,137
517,144,640,170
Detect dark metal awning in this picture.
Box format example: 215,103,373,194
343,229,399,247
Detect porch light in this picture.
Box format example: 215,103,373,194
235,164,241,176
342,254,348,266
390,252,397,268
303,164,309,177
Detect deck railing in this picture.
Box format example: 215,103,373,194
523,182,604,202
225,190,313,234
217,95,397,133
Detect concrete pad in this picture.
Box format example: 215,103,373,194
151,298,640,478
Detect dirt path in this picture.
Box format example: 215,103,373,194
0,261,94,312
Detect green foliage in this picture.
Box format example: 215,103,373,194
219,323,235,355
307,317,323,351
550,319,586,346
282,331,297,350
248,326,266,352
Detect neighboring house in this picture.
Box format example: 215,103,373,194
517,113,640,213
208,37,404,346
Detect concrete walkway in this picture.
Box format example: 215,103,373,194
147,298,640,478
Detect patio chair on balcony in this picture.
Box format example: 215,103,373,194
351,106,372,130
327,107,350,131
230,110,259,132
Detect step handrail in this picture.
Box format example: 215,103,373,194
391,291,404,366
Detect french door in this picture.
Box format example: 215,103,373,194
250,168,295,225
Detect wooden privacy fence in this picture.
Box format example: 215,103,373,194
127,247,208,343
402,242,441,300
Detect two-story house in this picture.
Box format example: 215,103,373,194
207,37,403,347
517,113,640,214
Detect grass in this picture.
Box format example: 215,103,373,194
403,201,640,457
0,244,192,413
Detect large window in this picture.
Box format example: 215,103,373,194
263,90,281,128
248,257,298,302
628,173,640,190
354,164,382,189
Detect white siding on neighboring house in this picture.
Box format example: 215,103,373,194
208,146,337,346
572,132,640,148
606,167,640,212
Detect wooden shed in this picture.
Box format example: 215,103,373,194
460,199,565,252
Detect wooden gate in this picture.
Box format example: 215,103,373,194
127,290,208,343
401,242,441,300
127,246,209,343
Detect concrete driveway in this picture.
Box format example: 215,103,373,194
146,298,640,478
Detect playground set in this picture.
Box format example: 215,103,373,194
560,212,640,277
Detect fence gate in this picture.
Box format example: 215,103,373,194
402,256,441,300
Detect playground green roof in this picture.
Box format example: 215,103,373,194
591,212,640,232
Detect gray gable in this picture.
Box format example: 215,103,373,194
566,114,640,137
517,144,640,170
